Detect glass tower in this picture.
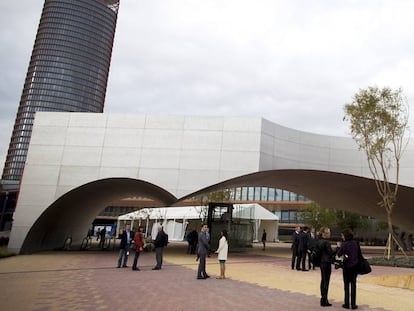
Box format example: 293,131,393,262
2,0,120,182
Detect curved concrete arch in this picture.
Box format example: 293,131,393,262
178,169,414,232
20,178,177,254
8,112,414,253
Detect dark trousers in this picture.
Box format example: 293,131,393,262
132,251,141,269
343,266,358,307
197,253,207,278
301,250,308,270
320,262,332,301
155,247,164,268
291,247,301,269
117,248,128,267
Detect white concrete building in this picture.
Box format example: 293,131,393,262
8,112,414,253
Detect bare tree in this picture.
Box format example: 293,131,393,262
343,86,409,259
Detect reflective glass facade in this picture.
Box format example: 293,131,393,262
228,186,308,202
2,0,119,181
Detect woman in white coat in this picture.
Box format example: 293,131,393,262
215,230,229,279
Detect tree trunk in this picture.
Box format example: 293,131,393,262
386,212,394,260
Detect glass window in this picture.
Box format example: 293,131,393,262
241,187,248,201
254,187,261,201
260,187,268,201
268,188,275,201
235,187,241,201
276,189,282,201
248,187,254,201
281,211,289,222
282,190,290,201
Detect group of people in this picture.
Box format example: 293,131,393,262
114,223,229,280
115,222,364,309
293,225,363,309
116,224,168,271
291,225,317,271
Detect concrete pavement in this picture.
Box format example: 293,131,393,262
0,242,413,311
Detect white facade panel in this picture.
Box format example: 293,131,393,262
61,146,103,166
15,185,57,209
223,117,261,132
103,128,144,148
25,145,64,166
101,147,141,167
65,127,105,147
30,126,67,146
140,149,181,169
142,129,183,149
138,168,180,194
145,115,185,130
222,132,261,152
183,116,224,131
68,113,107,127
179,150,221,170
181,131,222,150
106,114,146,129
20,165,60,186
99,167,139,179
33,112,70,127
57,166,100,186
220,150,260,171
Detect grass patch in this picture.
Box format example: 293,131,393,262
370,256,414,268
0,246,16,259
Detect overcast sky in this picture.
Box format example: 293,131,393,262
1,0,414,173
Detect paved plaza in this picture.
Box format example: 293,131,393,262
0,242,413,311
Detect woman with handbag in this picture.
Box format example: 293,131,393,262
132,226,145,271
337,229,359,309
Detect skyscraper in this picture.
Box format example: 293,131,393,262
0,0,120,231
2,0,120,182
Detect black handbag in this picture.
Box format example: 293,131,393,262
357,244,372,275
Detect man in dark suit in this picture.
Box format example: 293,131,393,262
299,226,310,271
197,223,210,279
291,226,301,270
117,224,134,268
152,225,168,270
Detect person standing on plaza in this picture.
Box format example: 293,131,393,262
291,226,301,270
299,226,310,271
215,230,229,279
132,226,145,271
98,227,106,249
318,227,336,307
261,229,267,251
197,223,210,279
308,227,317,270
337,229,359,309
152,225,168,270
117,224,133,268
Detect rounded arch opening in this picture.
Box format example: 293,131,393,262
20,178,176,254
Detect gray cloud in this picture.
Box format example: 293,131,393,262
2,0,414,173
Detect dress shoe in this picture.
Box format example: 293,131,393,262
351,306,358,309
320,299,332,307
302,269,309,271
342,304,350,309
152,267,160,270
197,276,205,279
122,265,127,268
132,267,140,271
204,275,210,278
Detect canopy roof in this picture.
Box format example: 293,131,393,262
118,203,278,221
